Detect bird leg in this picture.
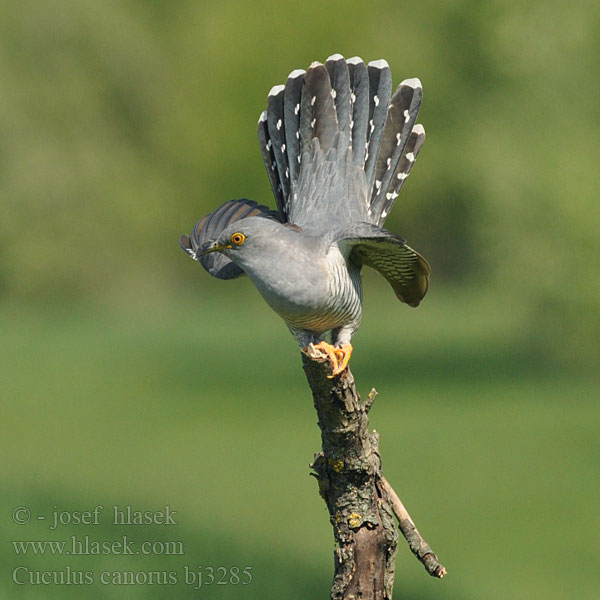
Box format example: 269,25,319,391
309,341,353,378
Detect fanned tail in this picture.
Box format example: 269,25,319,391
257,55,425,229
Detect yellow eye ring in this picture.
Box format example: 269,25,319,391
230,232,245,246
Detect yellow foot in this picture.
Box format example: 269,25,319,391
310,342,353,378
331,344,353,377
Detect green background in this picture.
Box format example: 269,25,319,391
1,1,598,598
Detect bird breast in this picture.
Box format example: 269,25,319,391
245,242,362,334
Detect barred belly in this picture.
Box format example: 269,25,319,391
281,250,362,335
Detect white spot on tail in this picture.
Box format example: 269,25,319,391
331,89,337,99
310,118,316,128
347,56,363,65
406,152,415,161
327,53,344,62
350,92,356,103
404,109,410,122
266,139,272,150
374,95,379,107
276,119,282,131
375,179,382,190
396,132,402,145
288,69,305,79
281,143,286,152
397,172,408,180
386,157,392,167
294,103,300,115
296,130,300,139
311,96,316,106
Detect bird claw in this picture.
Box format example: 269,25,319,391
307,342,353,378
331,344,353,376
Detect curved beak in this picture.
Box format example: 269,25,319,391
200,241,232,255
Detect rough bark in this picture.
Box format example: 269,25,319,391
301,349,446,599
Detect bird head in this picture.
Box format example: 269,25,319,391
200,216,291,271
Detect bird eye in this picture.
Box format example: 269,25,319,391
230,232,245,246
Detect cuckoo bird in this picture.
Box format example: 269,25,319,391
180,55,430,376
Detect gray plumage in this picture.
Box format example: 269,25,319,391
180,55,430,372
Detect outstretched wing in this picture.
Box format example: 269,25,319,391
179,199,280,280
337,223,430,307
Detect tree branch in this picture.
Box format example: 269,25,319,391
301,347,446,599
378,476,447,579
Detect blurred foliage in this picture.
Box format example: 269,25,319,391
1,292,599,599
1,3,599,597
1,0,598,366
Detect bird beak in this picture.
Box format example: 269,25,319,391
200,241,232,255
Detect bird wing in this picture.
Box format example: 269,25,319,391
336,223,430,307
179,199,280,280
257,55,426,233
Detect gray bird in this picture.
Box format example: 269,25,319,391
180,54,430,376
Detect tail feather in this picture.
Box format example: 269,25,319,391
346,56,370,166
266,85,291,209
325,54,352,152
381,124,426,220
283,69,304,188
370,79,423,224
364,60,392,194
300,62,337,155
257,111,285,220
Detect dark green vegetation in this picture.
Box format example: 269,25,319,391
2,1,598,598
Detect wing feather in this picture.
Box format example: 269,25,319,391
337,223,430,307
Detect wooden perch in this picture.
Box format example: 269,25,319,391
301,346,446,600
